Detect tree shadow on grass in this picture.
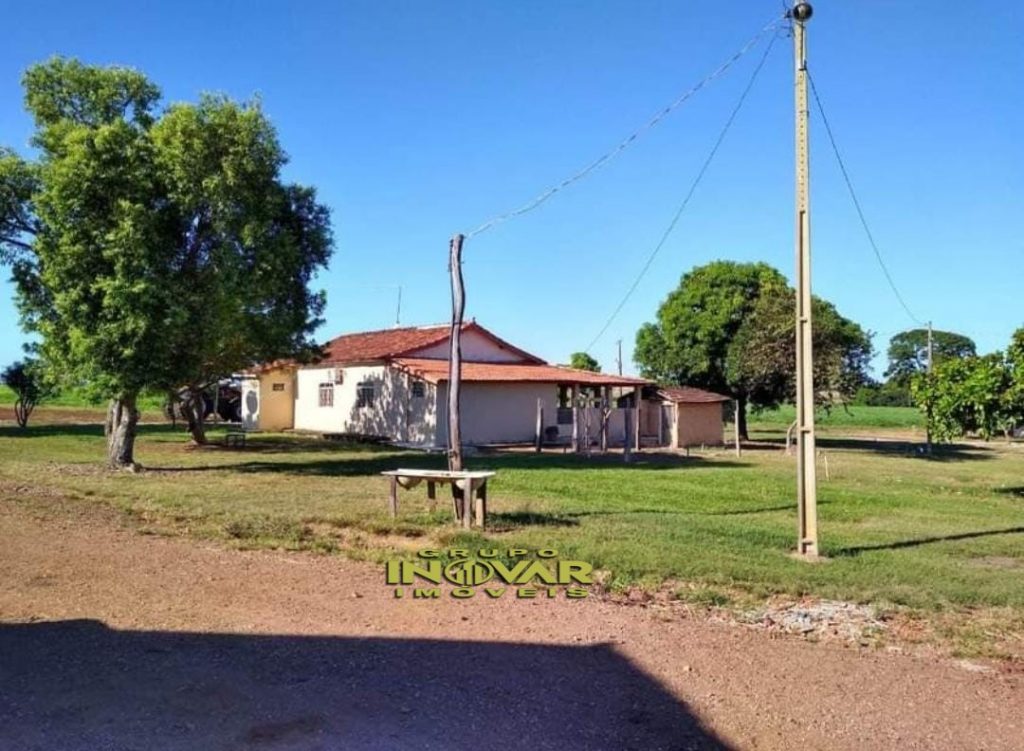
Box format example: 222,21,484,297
746,433,995,462
832,526,1024,557
0,619,732,750
994,486,1024,499
149,451,749,477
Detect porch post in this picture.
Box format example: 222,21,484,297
600,385,610,453
571,383,579,453
535,397,543,453
633,385,642,452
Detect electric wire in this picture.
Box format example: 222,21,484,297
806,68,926,326
582,31,779,354
464,13,787,240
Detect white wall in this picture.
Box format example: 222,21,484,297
293,364,439,445
434,384,636,447
409,329,530,362
241,377,259,431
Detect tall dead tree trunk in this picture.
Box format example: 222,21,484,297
106,394,140,470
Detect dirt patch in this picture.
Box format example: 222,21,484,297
742,599,886,644
1,501,1022,750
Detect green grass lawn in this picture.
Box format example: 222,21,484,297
751,404,924,430
0,385,167,411
2,409,1022,656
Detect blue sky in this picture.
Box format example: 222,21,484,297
1,1,1021,377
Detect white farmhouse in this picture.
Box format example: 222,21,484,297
241,321,727,450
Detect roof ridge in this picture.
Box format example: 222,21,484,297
321,322,452,346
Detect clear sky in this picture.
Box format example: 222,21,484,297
1,1,1021,377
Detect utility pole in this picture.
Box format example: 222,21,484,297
926,320,933,454
616,339,623,376
791,2,819,558
395,285,403,327
447,235,465,472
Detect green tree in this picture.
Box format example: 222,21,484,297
150,94,331,443
2,359,51,428
634,261,788,438
886,328,975,385
726,286,872,416
912,354,1012,441
568,352,601,372
1,58,332,466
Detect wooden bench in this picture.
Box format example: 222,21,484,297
381,469,496,528
223,431,247,448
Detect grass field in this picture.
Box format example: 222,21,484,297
751,404,924,430
2,407,1022,656
0,385,166,411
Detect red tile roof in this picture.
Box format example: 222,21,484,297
394,358,650,387
319,322,544,365
657,386,731,404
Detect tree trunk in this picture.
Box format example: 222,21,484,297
107,394,140,470
181,387,207,445
14,398,35,428
736,395,749,441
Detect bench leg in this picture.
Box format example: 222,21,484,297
388,476,398,518
462,479,474,529
451,483,463,522
474,480,487,528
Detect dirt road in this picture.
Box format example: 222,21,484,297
0,501,1020,750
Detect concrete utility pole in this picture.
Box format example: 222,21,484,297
926,320,934,454
791,2,819,558
616,339,623,376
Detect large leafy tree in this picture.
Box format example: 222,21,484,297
150,95,331,443
1,58,332,466
885,328,975,385
568,352,601,372
727,286,872,416
634,261,787,438
912,327,1024,442
635,260,870,438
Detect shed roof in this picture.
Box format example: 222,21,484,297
656,386,731,404
394,358,650,387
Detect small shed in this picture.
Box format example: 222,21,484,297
656,386,731,449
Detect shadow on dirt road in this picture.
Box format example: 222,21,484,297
0,619,730,750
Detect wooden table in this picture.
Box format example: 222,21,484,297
381,469,496,528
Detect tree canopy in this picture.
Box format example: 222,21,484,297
568,352,601,372
912,327,1024,442
885,328,976,385
2,359,50,428
0,58,333,466
634,260,871,437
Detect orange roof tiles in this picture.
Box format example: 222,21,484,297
394,358,650,387
318,322,544,365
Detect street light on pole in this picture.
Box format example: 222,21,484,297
791,2,819,558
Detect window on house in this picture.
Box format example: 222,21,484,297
411,381,425,398
356,382,375,409
318,383,334,407
272,383,285,392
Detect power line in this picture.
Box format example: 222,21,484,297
582,30,779,354
464,13,787,240
806,68,926,326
